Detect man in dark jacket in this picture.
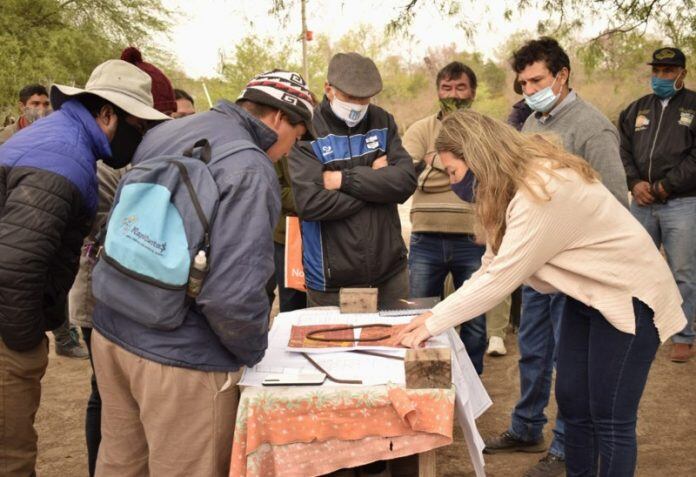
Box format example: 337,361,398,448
91,70,313,477
619,47,696,363
289,52,417,307
0,59,168,477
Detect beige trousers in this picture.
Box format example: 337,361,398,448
91,331,243,477
0,336,48,477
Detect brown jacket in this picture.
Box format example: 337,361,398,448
68,163,124,328
273,156,298,244
402,113,476,234
0,121,20,146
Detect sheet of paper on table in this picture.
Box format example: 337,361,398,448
239,307,493,477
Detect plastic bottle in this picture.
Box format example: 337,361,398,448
186,250,208,298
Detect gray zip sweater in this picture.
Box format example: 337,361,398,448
523,94,629,208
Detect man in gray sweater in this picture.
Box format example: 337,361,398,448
484,37,629,477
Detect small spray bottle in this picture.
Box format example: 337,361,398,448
186,250,208,299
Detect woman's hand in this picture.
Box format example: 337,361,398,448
396,311,433,348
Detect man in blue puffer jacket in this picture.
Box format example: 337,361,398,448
0,59,168,477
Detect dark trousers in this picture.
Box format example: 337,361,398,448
307,266,408,309
408,232,486,374
81,327,101,477
555,297,659,476
273,242,307,312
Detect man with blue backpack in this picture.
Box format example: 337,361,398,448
90,70,314,476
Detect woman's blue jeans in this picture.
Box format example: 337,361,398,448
555,297,660,476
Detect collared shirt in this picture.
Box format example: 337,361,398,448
535,90,577,124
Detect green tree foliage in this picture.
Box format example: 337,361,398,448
0,0,171,114
215,25,510,130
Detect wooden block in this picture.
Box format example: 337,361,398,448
405,348,451,389
418,449,436,477
339,288,378,314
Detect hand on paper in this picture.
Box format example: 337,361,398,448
397,311,433,348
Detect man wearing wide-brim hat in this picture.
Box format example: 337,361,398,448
618,46,696,363
288,52,417,309
0,59,167,477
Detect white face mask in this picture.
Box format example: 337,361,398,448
329,95,369,127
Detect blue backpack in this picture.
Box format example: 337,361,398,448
92,139,262,330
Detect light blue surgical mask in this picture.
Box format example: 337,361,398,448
651,76,682,99
523,76,560,113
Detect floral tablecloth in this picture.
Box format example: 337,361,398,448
230,385,456,477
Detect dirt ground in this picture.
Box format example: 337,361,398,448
35,331,696,477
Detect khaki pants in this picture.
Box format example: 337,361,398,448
91,331,242,477
0,336,48,477
486,295,511,339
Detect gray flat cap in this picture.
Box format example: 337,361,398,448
327,52,383,98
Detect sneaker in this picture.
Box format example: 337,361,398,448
484,431,546,454
523,453,566,477
55,329,89,359
486,336,507,356
670,343,693,363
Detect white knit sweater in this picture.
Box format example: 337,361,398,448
426,168,686,343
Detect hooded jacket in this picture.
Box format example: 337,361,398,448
93,101,281,372
288,97,417,292
0,100,105,350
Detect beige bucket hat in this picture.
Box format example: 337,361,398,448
50,59,170,121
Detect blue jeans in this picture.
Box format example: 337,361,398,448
273,242,307,313
509,287,566,458
408,232,487,374
555,297,659,476
631,198,696,344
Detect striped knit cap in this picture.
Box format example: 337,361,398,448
237,70,316,139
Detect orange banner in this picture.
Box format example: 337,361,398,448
284,216,306,292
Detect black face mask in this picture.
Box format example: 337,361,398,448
104,116,143,169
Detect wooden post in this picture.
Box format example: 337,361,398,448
339,288,378,314
301,0,309,82
418,449,436,477
404,348,451,389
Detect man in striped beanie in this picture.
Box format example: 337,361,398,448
90,70,315,476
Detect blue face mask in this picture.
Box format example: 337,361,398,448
651,76,682,99
450,169,476,203
523,76,560,113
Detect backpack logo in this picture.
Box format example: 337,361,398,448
118,215,167,256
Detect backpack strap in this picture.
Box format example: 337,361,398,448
170,160,211,253
183,139,212,163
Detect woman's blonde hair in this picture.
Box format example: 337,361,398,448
435,109,599,252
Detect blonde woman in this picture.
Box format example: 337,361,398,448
398,110,686,476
